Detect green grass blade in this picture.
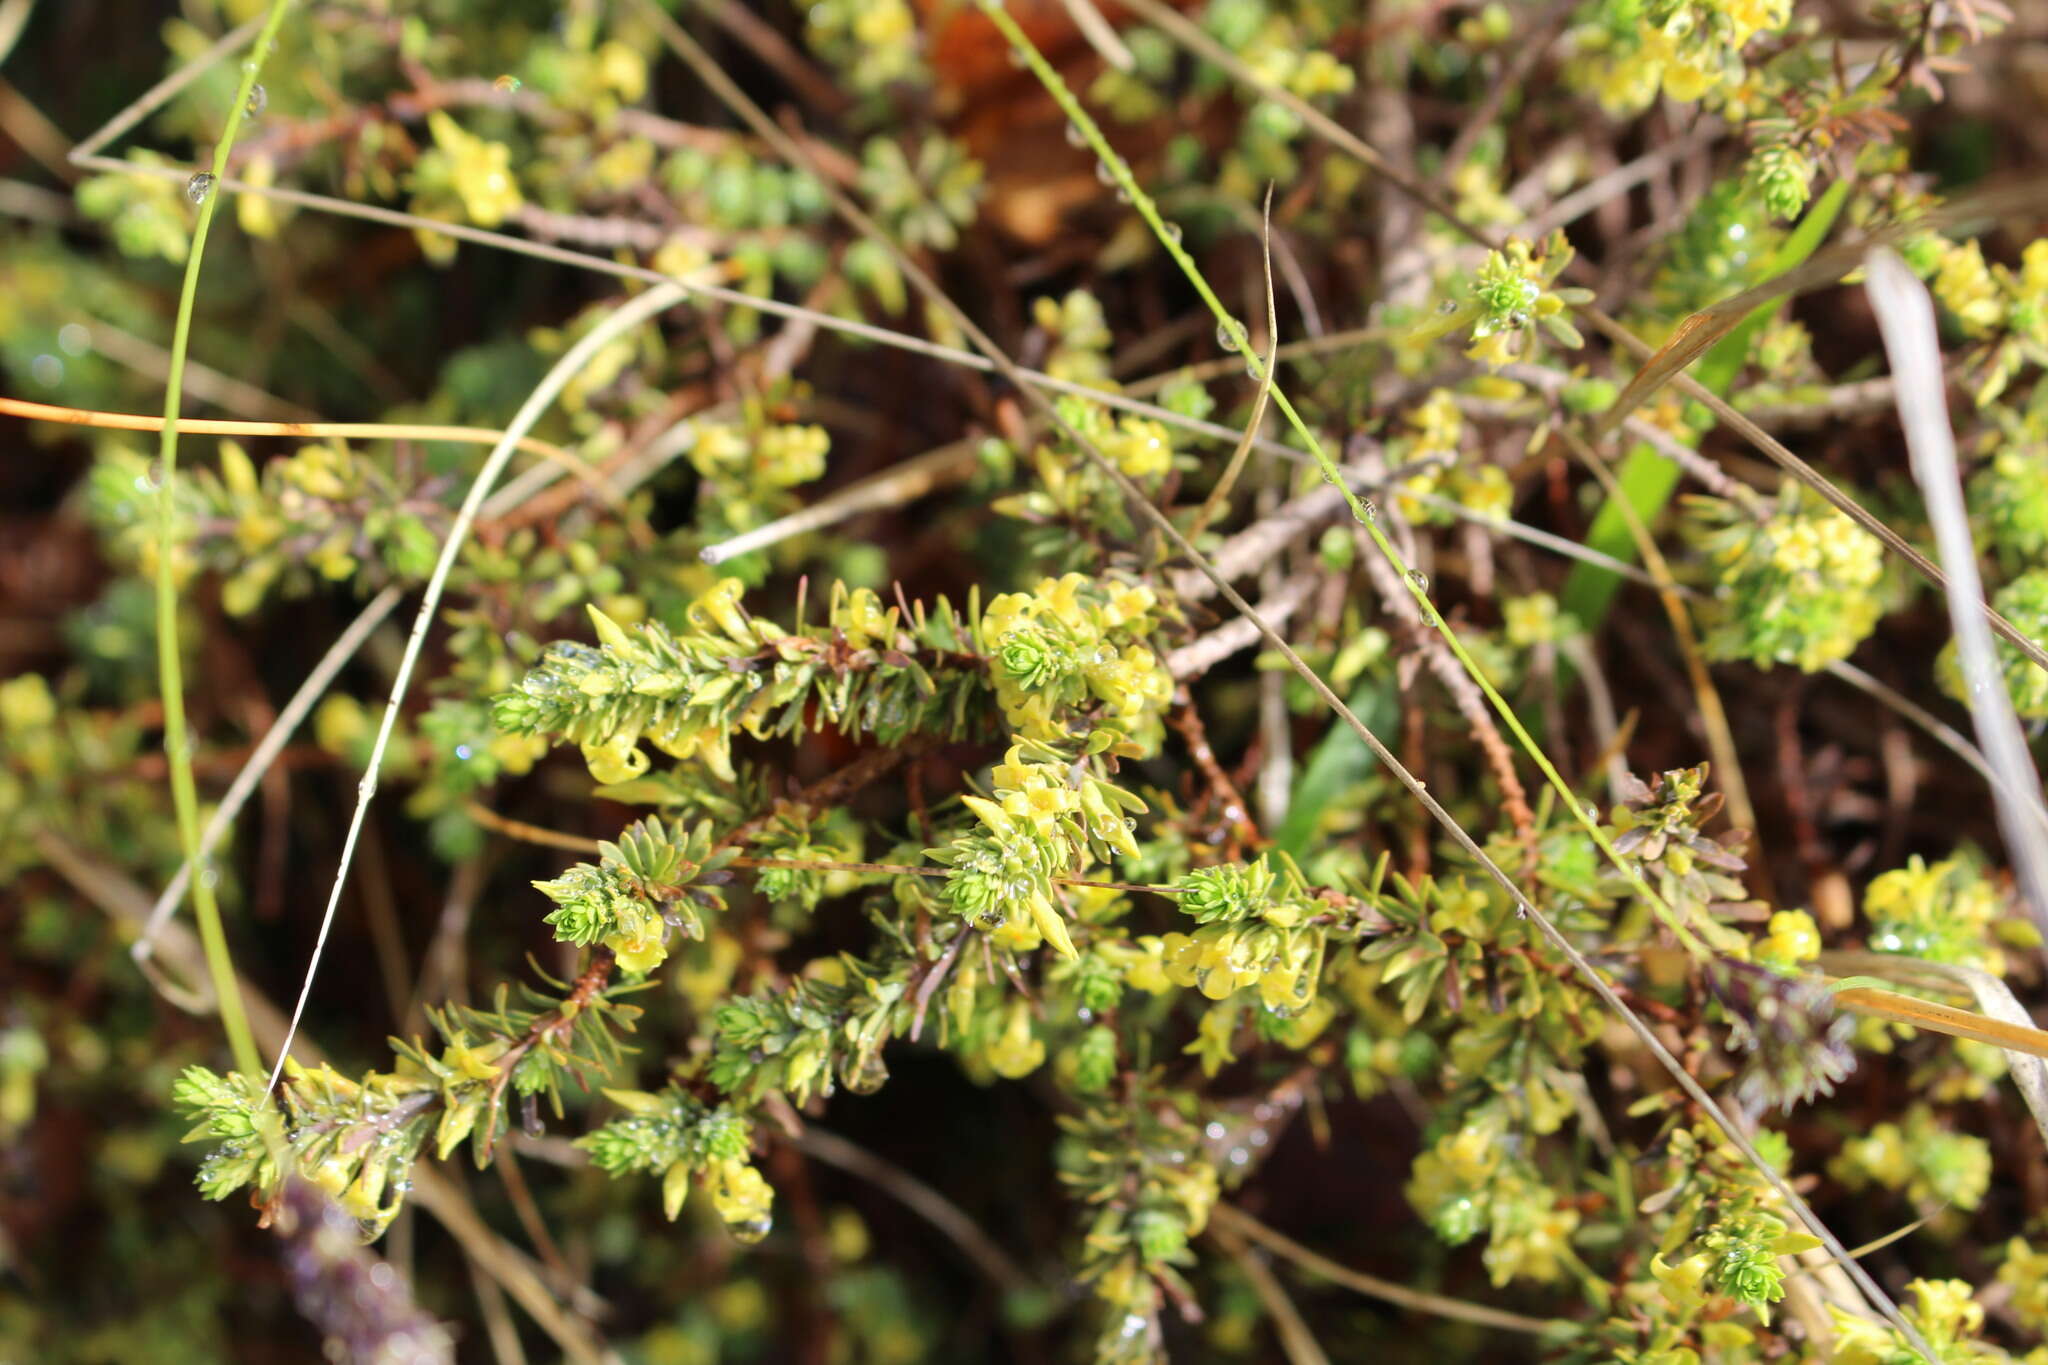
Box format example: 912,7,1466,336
1560,178,1850,629
152,0,295,1080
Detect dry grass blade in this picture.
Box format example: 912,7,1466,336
1208,1216,1333,1365
1594,180,2048,441
1864,247,2048,940
784,1126,1038,1295
1554,424,1759,855
1833,986,2048,1062
699,438,979,565
1209,1205,1558,1336
265,282,689,1093
1823,949,2048,1149
1186,187,1280,542
135,584,404,964
1823,659,2048,840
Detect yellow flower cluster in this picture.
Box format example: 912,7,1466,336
980,574,1172,755
1692,493,1886,672
2000,1239,2048,1336
1033,291,1116,389
1863,853,2005,974
1097,416,1174,480
1159,925,1321,1010
687,419,831,491
1752,908,1820,971
1932,238,2008,338
1830,1280,1990,1365
1574,0,1792,116
1405,1122,1583,1286
424,112,522,228
954,744,1142,959
1925,236,2048,402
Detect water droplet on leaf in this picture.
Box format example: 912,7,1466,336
186,172,216,205
1407,569,1428,591
842,1053,889,1095
245,84,267,116
1215,320,1242,352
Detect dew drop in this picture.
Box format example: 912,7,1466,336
1406,569,1428,591
842,1052,889,1095
1123,817,1137,830
453,743,474,761
186,172,216,205
1064,123,1086,149
1162,221,1183,246
1437,298,1459,315
1215,319,1242,353
1359,499,1377,522
1114,187,1131,205
1007,47,1027,69
493,74,523,94
245,84,267,117
730,1215,773,1245
1095,159,1117,186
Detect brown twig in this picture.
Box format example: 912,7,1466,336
1207,1218,1332,1365
1169,689,1261,851
1209,1204,1558,1336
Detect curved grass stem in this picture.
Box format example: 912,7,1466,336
264,281,690,1092
152,0,295,1082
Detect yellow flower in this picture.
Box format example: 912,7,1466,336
852,0,913,48
1118,936,1175,994
595,40,648,103
1756,908,1821,967
1934,239,2004,337
708,1159,774,1232
608,926,669,976
0,674,56,731
985,999,1046,1079
1101,417,1173,480
426,112,522,228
